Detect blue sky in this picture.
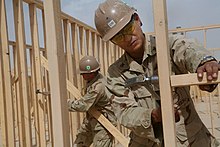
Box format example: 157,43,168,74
61,0,220,32
5,0,220,58
61,0,220,58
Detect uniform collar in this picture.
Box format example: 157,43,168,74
124,38,156,73
125,53,144,73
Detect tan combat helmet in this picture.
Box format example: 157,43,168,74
94,0,136,41
79,56,100,74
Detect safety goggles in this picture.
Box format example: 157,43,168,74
111,15,135,43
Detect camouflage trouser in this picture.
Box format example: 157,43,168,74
74,117,114,147
176,126,220,147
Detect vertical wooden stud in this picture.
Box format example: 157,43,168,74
44,0,70,146
152,0,177,146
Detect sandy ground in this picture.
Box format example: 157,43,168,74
194,96,220,141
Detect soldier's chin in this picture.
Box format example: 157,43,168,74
132,42,142,51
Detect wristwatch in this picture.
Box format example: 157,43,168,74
199,55,217,66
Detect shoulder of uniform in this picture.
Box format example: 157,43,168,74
168,34,185,48
89,78,103,92
169,34,205,51
108,54,129,75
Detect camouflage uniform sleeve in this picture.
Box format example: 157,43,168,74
106,70,154,137
68,82,103,112
170,35,212,73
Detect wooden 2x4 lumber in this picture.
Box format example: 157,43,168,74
43,0,70,146
14,0,32,146
146,24,220,36
171,72,220,87
70,23,81,88
63,19,78,141
152,0,177,146
0,0,16,146
29,3,46,146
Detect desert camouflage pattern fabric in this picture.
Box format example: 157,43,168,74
68,73,117,147
105,34,220,146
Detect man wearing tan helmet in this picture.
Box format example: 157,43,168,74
68,55,117,147
94,0,220,146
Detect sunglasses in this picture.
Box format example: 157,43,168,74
111,15,135,43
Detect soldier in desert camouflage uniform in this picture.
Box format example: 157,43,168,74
68,55,117,147
94,0,220,146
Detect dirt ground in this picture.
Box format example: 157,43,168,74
193,95,220,141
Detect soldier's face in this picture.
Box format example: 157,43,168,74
81,72,96,81
111,14,145,56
